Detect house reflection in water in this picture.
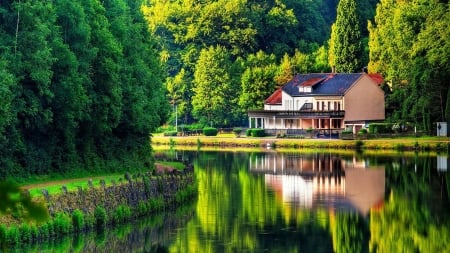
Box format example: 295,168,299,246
249,152,385,215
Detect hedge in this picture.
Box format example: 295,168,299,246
203,127,218,136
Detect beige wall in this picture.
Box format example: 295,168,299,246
344,74,385,122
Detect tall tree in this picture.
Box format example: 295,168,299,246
192,46,239,127
238,51,277,111
329,0,363,73
368,0,448,133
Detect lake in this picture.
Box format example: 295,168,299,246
10,149,450,252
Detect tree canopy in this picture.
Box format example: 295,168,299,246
0,0,166,179
368,0,450,133
143,0,378,127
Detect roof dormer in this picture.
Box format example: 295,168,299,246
298,77,324,93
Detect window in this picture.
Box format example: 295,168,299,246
328,102,331,111
316,102,320,110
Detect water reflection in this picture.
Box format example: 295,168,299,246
249,152,385,216
6,150,450,252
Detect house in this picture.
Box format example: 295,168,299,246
247,73,385,135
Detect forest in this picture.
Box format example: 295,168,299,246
143,0,449,133
0,0,169,179
0,0,449,177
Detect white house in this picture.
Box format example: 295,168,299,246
247,73,385,135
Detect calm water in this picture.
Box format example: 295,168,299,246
12,149,450,252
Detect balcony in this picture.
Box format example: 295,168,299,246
248,110,345,118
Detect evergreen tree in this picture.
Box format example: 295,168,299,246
329,0,363,73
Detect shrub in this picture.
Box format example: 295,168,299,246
163,131,177,136
72,209,85,231
251,129,265,137
0,224,6,244
6,225,19,245
94,206,107,228
245,128,252,136
39,222,49,239
112,205,132,224
358,128,368,134
137,201,149,215
19,224,31,243
368,123,394,134
203,127,218,136
233,127,242,137
54,212,72,235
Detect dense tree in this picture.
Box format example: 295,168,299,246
368,0,449,133
142,0,374,126
0,0,167,179
238,51,278,111
329,0,363,73
192,46,240,127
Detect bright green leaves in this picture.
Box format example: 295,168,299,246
192,46,238,126
329,0,363,73
368,0,449,132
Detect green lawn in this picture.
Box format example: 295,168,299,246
23,160,186,199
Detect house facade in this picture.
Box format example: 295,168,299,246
247,73,385,135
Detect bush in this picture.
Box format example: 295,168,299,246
203,127,218,136
19,224,31,243
358,128,368,134
251,129,266,137
72,209,85,231
54,212,72,235
245,128,252,136
94,206,107,228
6,225,19,245
112,205,132,224
368,123,394,134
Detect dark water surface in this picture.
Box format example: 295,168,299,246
10,149,450,252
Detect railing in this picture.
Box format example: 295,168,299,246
248,110,345,118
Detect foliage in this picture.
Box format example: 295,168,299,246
368,0,449,133
0,0,166,180
72,209,85,232
203,127,218,137
250,129,266,137
112,205,132,224
368,123,394,134
163,131,178,137
143,0,378,127
329,0,363,73
94,206,108,228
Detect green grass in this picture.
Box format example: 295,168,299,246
157,161,185,171
23,160,186,199
25,174,126,199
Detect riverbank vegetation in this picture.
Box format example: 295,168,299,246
0,0,168,181
152,135,450,152
0,161,197,248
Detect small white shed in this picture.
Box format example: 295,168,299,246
437,122,447,136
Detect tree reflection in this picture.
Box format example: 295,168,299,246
370,155,450,252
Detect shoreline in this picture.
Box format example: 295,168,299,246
152,135,450,151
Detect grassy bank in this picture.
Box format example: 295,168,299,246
0,160,196,248
152,135,450,152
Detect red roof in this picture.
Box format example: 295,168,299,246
368,73,384,85
265,88,282,105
